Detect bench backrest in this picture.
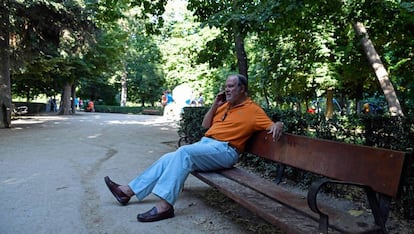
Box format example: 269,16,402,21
245,132,406,197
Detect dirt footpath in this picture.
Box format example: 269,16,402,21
0,112,279,234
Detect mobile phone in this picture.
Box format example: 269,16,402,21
218,93,226,102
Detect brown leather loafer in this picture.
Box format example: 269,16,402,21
104,176,130,205
137,206,175,222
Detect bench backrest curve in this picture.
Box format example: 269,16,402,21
245,132,406,197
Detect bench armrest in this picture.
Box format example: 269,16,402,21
307,178,388,234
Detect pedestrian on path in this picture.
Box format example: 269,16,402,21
104,74,284,222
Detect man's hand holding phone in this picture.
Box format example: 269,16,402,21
214,92,227,106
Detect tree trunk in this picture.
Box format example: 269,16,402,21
325,88,334,119
234,33,248,78
0,0,11,128
121,68,127,107
59,83,72,115
353,22,404,117
232,0,248,81
262,85,270,109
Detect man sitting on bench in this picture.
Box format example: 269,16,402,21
104,74,284,222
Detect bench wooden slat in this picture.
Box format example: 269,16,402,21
218,168,381,233
191,171,339,234
246,132,406,197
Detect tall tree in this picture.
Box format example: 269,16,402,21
353,22,404,117
0,0,12,128
158,0,221,100
188,0,256,78
8,0,97,115
125,31,164,106
120,65,127,107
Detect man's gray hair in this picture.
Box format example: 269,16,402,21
235,74,248,93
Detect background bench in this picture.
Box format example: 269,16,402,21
192,132,406,233
141,109,161,115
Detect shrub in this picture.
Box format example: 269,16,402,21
177,107,209,145
94,105,162,115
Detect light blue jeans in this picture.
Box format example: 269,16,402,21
128,137,239,205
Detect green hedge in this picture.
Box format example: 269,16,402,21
178,106,414,219
94,105,162,115
177,107,209,144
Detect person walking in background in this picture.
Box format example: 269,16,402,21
161,90,174,118
86,100,95,112
75,97,79,110
161,92,167,107
161,90,174,106
79,98,83,110
104,74,284,222
197,92,204,106
51,98,57,112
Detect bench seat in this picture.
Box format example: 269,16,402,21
191,132,406,233
193,168,379,233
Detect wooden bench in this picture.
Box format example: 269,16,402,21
191,132,406,233
142,109,161,115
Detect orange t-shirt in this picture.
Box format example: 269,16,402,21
204,98,273,153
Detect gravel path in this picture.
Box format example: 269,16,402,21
0,112,271,234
